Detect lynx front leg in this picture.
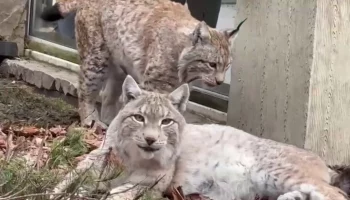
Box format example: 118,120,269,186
277,191,307,200
100,64,126,125
79,58,109,129
52,148,112,197
76,10,109,129
105,184,151,200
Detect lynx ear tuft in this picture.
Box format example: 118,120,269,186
225,18,247,43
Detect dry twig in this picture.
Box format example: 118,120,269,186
35,135,47,169
0,192,96,200
5,130,15,161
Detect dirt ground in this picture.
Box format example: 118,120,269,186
0,75,80,127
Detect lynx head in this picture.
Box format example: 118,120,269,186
178,18,247,87
108,75,189,168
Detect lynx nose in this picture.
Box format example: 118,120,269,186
145,137,156,145
216,79,223,85
215,73,225,85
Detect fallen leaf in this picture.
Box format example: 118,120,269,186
39,127,46,133
0,139,6,148
84,139,102,150
106,148,124,168
21,126,40,136
173,187,185,200
49,126,67,136
164,186,213,200
33,137,43,147
75,154,87,163
42,146,51,151
84,131,97,140
95,125,105,135
164,186,185,200
0,121,11,134
0,131,6,139
0,133,6,148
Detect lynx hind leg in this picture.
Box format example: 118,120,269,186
76,10,109,129
100,64,126,125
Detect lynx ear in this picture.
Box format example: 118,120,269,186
191,21,211,45
168,84,190,113
225,18,247,43
122,75,142,104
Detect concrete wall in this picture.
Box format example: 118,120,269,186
0,0,27,56
304,1,350,165
228,0,350,165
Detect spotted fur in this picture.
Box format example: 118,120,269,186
40,0,246,128
52,76,350,200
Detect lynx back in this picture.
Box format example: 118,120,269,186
40,0,246,128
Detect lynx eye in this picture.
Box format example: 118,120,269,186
209,62,217,69
161,118,174,126
197,59,206,63
132,114,145,123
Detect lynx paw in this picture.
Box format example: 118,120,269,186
82,116,108,130
277,191,306,200
107,184,138,200
80,104,108,129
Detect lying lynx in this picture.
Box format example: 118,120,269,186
53,76,350,200
40,0,246,129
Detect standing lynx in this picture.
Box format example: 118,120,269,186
40,0,246,128
53,76,350,200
